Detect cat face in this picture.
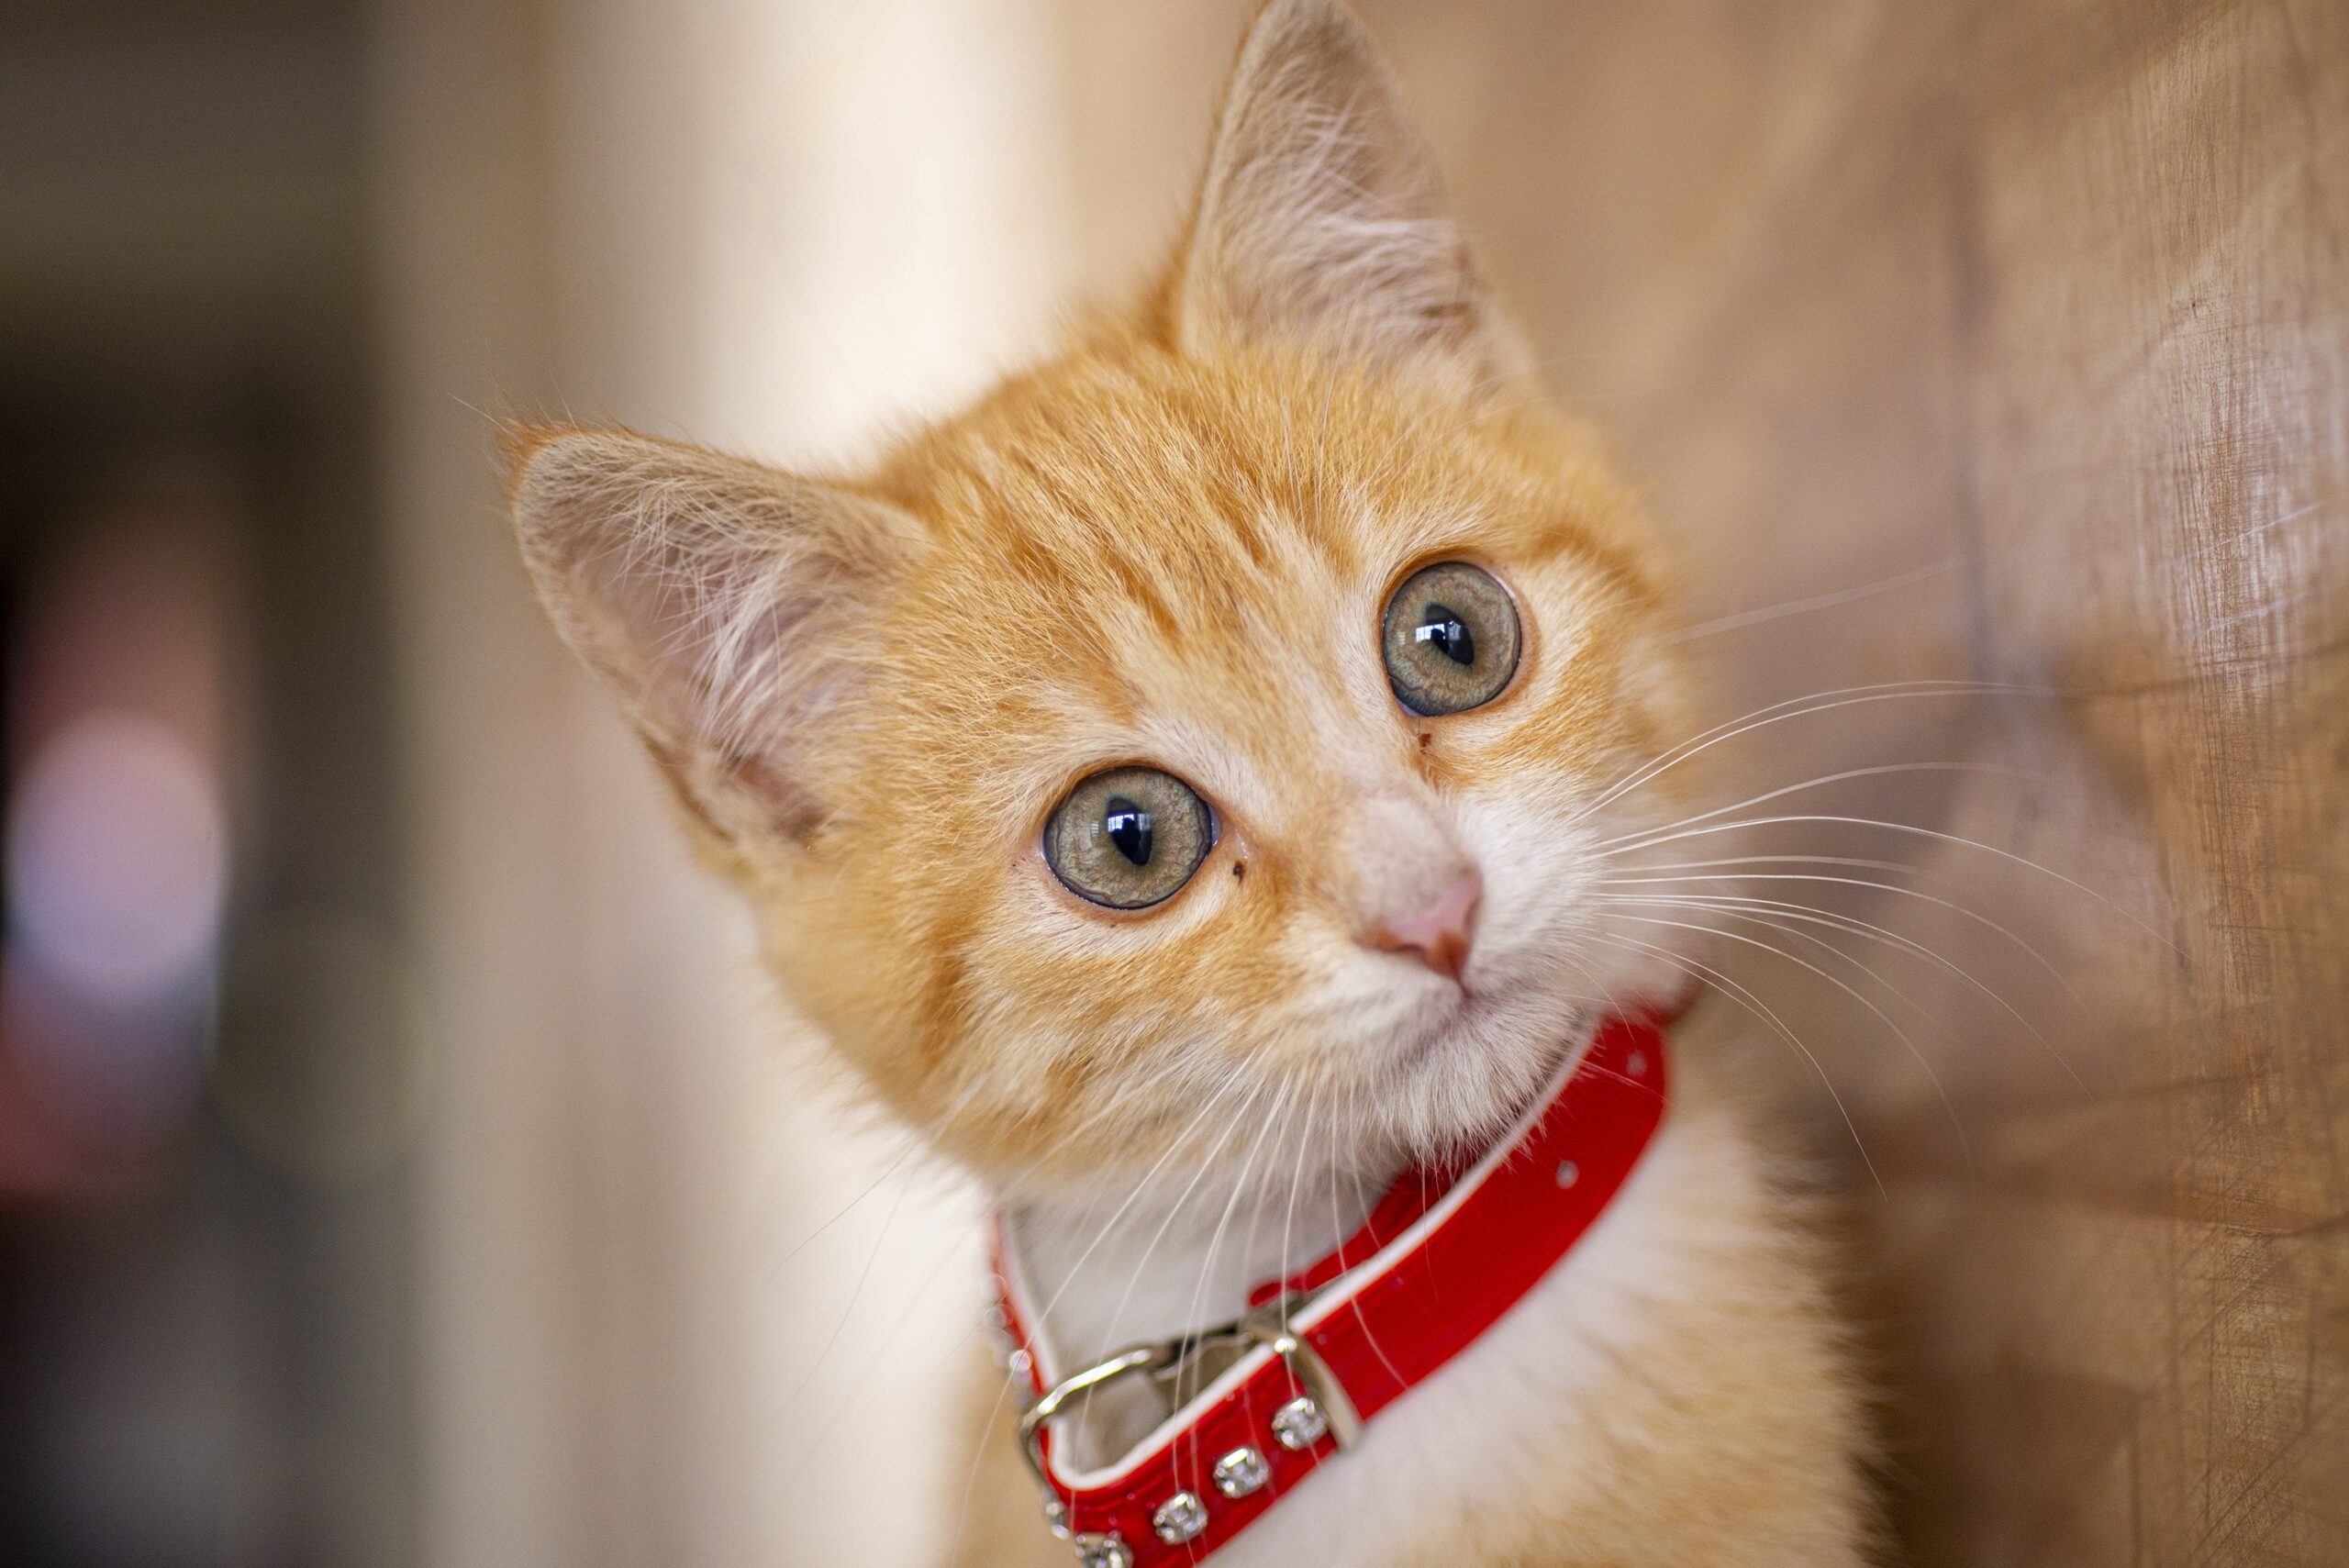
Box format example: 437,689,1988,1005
510,0,1696,1191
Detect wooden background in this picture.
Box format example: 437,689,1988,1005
1055,4,2349,1563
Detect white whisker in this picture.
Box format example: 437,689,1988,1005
1570,679,2054,827
1586,761,2030,853
1665,559,1962,643
1593,813,2183,953
1598,887,2086,1089
1583,929,1886,1199
1598,907,1972,1173
1598,857,2095,1020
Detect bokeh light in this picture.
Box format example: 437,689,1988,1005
7,709,226,1012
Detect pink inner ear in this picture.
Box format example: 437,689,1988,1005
510,428,915,846
1175,0,1521,382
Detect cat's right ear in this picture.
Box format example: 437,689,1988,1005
1174,0,1531,387
507,427,921,847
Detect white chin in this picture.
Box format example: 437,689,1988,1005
1383,998,1596,1157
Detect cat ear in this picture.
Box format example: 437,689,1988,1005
1175,0,1528,385
508,428,920,846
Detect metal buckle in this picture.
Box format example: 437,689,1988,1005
1015,1291,1361,1538
1018,1343,1169,1536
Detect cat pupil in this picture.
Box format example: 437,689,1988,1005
1103,796,1154,865
1415,604,1475,665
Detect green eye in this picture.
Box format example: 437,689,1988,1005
1044,766,1215,909
1381,561,1520,716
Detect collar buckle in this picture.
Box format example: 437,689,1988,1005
1015,1289,1361,1534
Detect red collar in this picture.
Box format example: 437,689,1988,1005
989,1012,1670,1567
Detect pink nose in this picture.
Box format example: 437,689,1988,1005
1371,872,1481,983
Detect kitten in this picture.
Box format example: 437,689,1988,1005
508,2,1871,1563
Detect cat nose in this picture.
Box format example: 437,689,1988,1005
1370,871,1481,983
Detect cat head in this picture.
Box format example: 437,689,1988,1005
510,0,1696,1194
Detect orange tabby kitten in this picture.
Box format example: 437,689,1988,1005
509,2,1870,1563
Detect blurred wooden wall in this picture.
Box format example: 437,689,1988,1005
1066,3,2348,1563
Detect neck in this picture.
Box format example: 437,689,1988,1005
999,1146,1394,1375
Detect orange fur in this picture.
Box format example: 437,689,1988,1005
509,2,1868,1562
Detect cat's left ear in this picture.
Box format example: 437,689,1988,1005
507,427,922,848
1174,0,1530,388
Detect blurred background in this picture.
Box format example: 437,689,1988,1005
1,3,2343,1566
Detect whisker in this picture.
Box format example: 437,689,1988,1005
1582,929,1887,1199
1598,862,2094,1019
777,1190,981,1473
1331,1078,1413,1396
771,1177,911,1423
954,1051,1224,1207
763,1073,991,1278
1598,887,2087,1089
1278,1094,1323,1339
771,1049,1223,1291
2164,498,2321,568
1101,1085,1267,1361
1598,908,1972,1173
1570,679,2054,827
1586,761,2031,853
1180,1079,1294,1375
945,1344,1019,1567
941,1069,1262,1524
1665,559,1962,643
1593,813,2184,954
1233,1092,1305,1325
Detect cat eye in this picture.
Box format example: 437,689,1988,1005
1381,561,1520,716
1044,766,1216,910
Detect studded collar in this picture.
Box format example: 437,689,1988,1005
989,1011,1671,1567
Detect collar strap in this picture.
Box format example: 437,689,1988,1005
990,1012,1670,1567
